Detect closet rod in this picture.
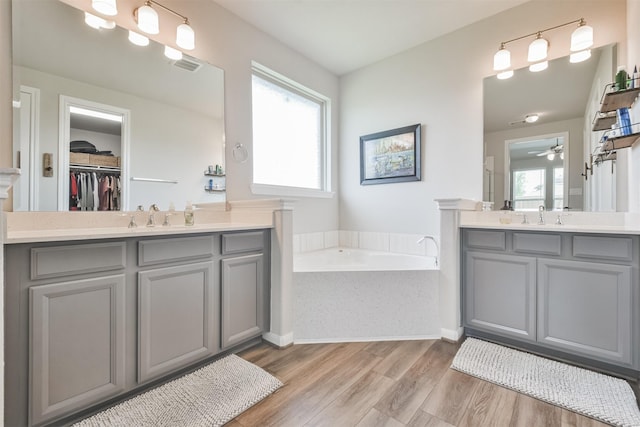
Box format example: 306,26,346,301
130,177,178,184
69,164,120,172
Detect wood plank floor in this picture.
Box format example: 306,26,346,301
231,339,618,427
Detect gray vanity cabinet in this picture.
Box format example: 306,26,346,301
137,261,218,383
465,251,536,341
220,232,268,349
29,275,126,426
462,229,639,374
538,258,633,366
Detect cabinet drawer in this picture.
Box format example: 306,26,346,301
572,235,633,262
222,231,265,255
31,242,126,280
465,230,506,251
513,233,561,256
138,236,215,266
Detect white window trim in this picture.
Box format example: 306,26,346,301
251,61,332,198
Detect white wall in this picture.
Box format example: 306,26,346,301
339,0,626,236
628,0,640,212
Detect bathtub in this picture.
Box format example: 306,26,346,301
293,247,440,343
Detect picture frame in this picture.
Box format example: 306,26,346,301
359,123,421,185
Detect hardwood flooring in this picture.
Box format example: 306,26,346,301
232,339,614,427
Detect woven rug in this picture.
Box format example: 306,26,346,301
73,354,282,427
451,338,640,427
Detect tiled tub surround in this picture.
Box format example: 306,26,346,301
293,231,440,343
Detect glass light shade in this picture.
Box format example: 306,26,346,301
92,0,117,16
164,45,183,60
527,37,548,62
493,48,510,71
176,23,195,50
101,20,116,29
570,49,591,63
128,30,149,46
136,4,159,34
571,24,593,51
529,61,548,72
525,114,539,123
84,12,106,29
547,153,555,161
497,70,513,80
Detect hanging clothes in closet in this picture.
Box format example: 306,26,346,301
69,170,121,211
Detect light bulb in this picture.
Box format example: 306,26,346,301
529,61,548,72
84,12,106,29
176,22,195,50
570,49,591,63
547,153,555,161
128,30,149,46
497,70,513,80
525,114,539,123
92,0,117,16
493,47,510,71
528,36,548,62
136,3,159,34
571,22,593,51
164,45,183,60
560,152,564,160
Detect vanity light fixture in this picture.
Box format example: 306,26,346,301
92,0,117,16
128,30,150,47
164,45,183,61
134,0,195,50
492,18,594,79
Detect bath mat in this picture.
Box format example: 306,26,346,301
451,338,640,427
73,354,282,427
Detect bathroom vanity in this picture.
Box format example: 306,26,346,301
461,223,640,379
4,228,270,426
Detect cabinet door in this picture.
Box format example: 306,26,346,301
464,251,536,341
221,254,265,349
537,258,633,366
138,261,218,383
30,275,126,426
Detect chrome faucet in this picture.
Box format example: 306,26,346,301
147,204,160,227
417,235,439,266
538,205,545,225
128,205,145,228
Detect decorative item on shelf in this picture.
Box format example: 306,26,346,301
492,18,593,79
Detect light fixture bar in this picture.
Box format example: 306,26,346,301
498,18,585,49
145,0,188,23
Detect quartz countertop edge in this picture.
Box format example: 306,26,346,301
5,222,273,244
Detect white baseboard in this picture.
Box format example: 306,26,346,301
440,327,464,342
263,331,294,347
293,334,441,345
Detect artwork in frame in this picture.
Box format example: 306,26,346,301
360,124,421,185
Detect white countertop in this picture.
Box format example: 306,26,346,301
460,211,640,235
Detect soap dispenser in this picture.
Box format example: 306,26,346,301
184,201,195,226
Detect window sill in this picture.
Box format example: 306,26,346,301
251,184,335,199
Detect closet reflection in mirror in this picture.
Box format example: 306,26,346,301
483,44,618,212
12,0,225,212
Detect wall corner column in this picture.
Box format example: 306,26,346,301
435,198,479,342
264,199,295,348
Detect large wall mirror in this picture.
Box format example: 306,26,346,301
483,44,618,212
12,0,225,212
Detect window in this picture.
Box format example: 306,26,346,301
553,167,564,210
251,63,331,196
512,168,545,211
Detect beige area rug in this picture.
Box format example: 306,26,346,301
451,338,640,427
73,354,282,427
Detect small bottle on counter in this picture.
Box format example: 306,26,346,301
184,201,195,226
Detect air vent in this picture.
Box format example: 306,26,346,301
172,55,202,72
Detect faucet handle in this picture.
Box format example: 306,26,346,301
515,213,529,224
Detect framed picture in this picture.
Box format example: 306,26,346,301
360,124,421,185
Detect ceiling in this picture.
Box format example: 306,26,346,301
211,0,530,76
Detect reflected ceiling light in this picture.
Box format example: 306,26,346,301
164,45,183,60
128,30,150,46
547,153,555,161
135,1,159,34
529,61,548,72
571,19,593,51
570,49,592,63
497,70,513,80
84,12,114,30
92,0,117,16
525,114,539,123
70,106,122,122
493,18,593,79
